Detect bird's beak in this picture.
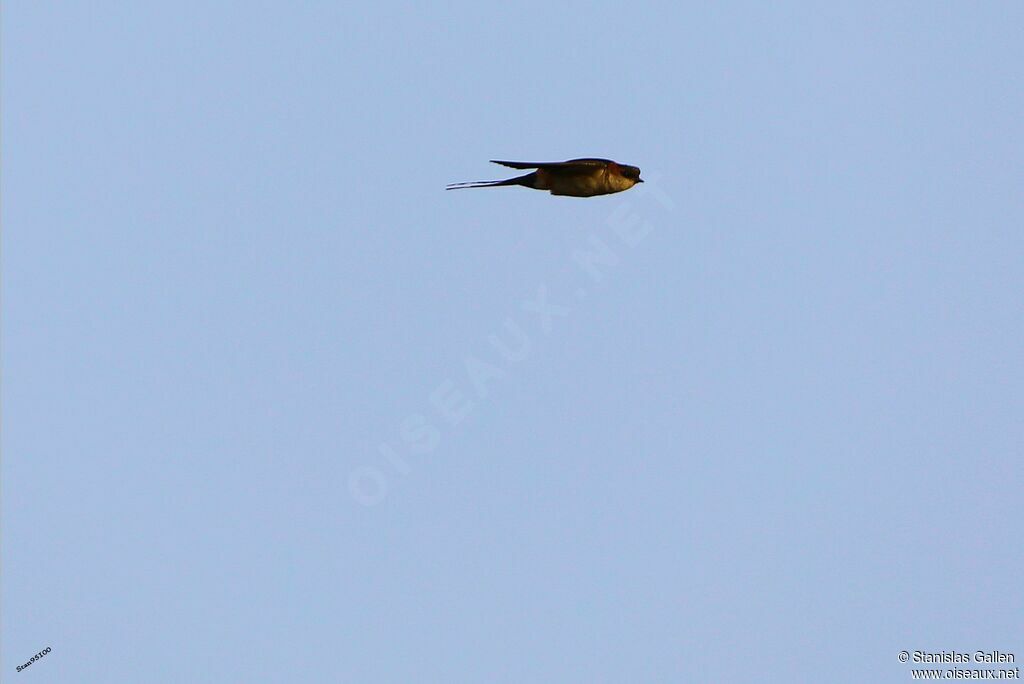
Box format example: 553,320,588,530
637,178,644,183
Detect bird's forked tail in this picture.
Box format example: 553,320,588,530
445,172,537,190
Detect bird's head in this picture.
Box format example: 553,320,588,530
620,164,643,184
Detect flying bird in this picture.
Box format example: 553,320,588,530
447,158,644,197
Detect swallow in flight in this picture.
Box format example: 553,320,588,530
447,158,644,197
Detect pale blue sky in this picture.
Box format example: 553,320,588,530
3,3,1022,682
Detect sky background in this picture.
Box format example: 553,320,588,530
3,3,1022,682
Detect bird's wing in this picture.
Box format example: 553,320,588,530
491,158,615,171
